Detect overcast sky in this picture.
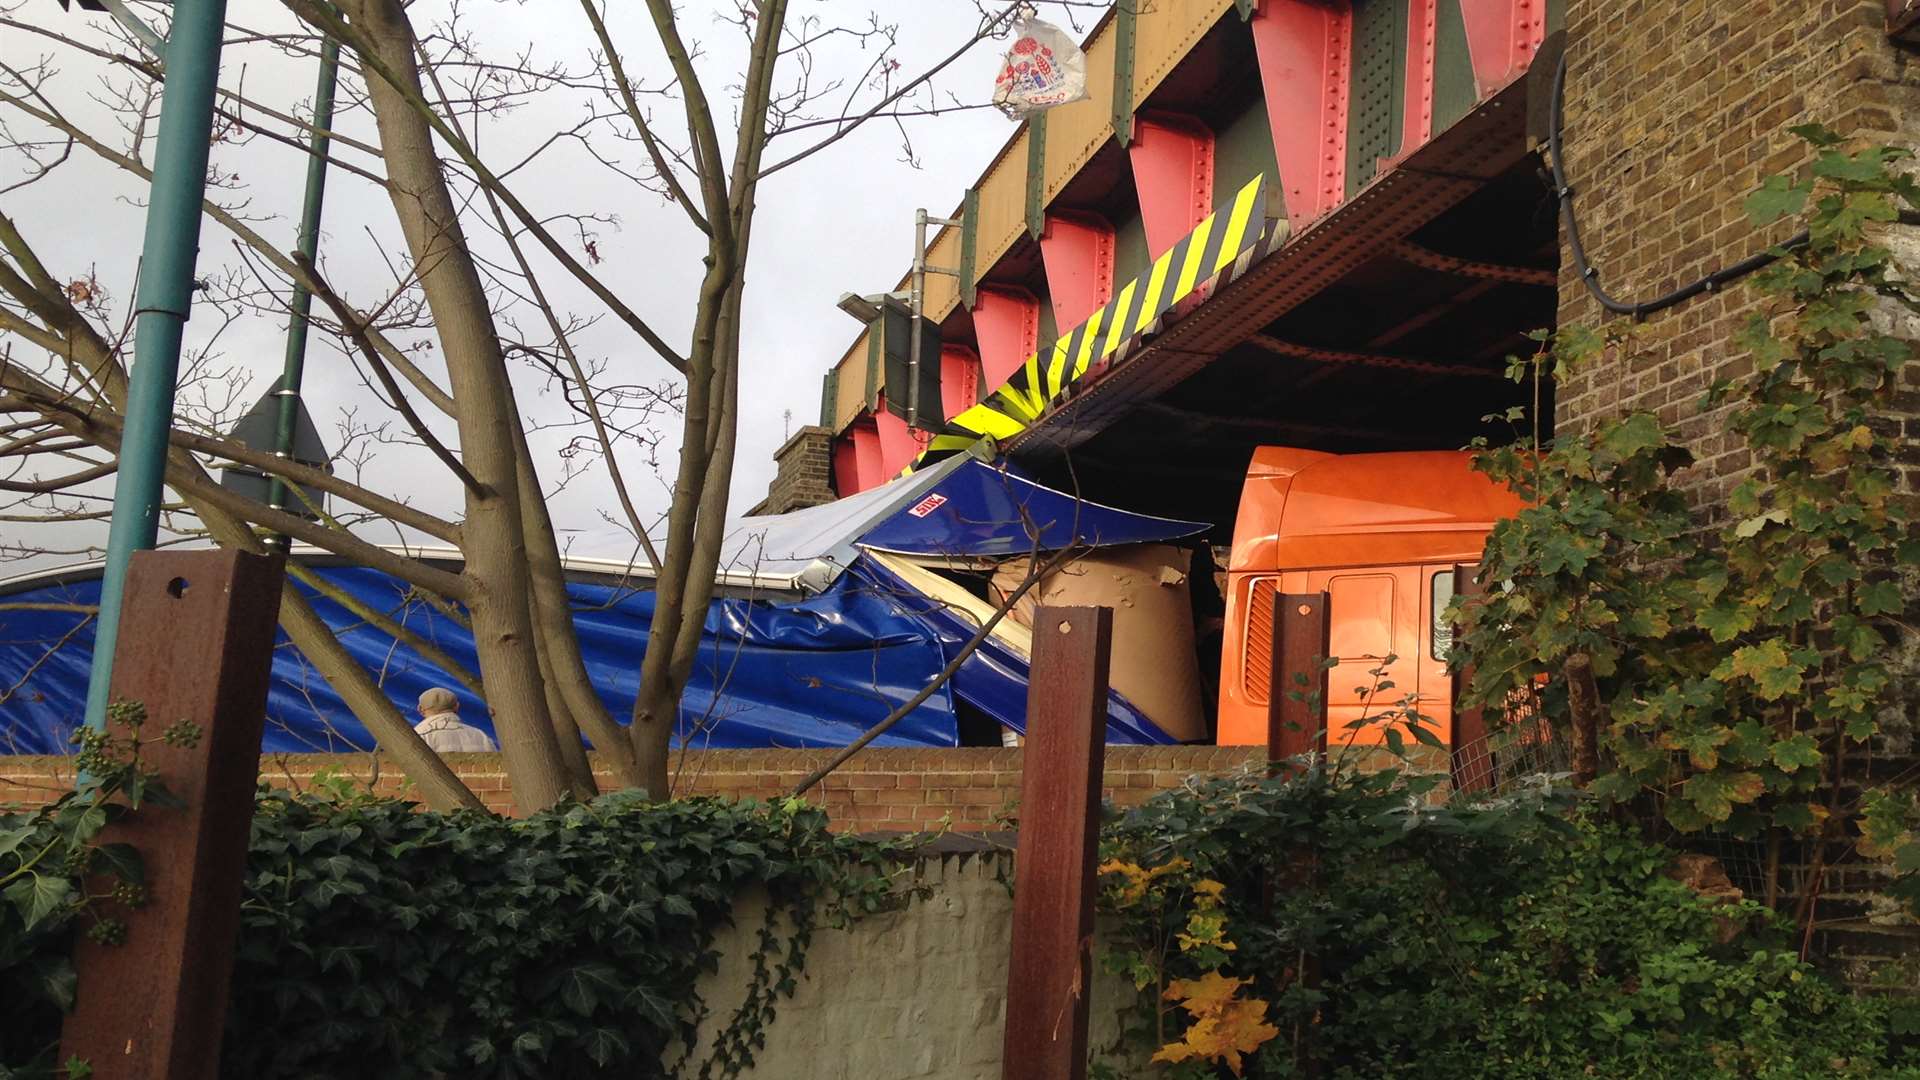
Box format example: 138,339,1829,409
0,0,1085,577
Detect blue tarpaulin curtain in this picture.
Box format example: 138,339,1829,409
0,459,1204,754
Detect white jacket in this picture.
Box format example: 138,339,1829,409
414,712,497,753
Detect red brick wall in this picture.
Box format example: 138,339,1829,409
0,746,1263,831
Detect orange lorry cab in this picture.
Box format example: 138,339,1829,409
1216,447,1527,748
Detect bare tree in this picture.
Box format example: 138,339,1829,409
0,0,1038,809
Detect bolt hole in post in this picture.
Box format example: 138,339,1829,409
166,577,191,599
1058,620,1073,634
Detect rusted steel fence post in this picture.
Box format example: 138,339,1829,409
1002,605,1112,1080
1264,591,1329,1076
1268,591,1329,767
1448,564,1493,795
61,548,285,1079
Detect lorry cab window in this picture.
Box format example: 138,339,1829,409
1431,571,1456,665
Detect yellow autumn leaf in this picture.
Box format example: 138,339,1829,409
1097,857,1190,906
1164,971,1246,1016
1150,998,1279,1077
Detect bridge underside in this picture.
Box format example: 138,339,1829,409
1008,82,1558,536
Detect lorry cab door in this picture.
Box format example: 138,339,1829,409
1301,568,1420,746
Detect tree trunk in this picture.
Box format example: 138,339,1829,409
531,608,598,799
510,419,641,790
1564,652,1603,786
164,452,488,812
628,275,724,798
629,278,741,800
626,0,780,794
346,0,569,814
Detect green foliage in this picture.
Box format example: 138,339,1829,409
220,789,920,1079
1451,128,1920,877
1094,767,1919,1079
1,702,182,1078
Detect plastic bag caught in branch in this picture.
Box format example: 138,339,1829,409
991,11,1088,119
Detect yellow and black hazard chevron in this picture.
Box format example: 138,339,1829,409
906,174,1276,475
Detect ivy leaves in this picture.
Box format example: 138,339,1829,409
220,791,917,1080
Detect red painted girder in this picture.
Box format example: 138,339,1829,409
849,418,884,493
873,397,926,480
1250,0,1353,233
831,434,860,497
1127,112,1215,256
972,285,1041,390
1458,0,1548,98
1400,0,1439,159
1037,211,1116,331
939,344,981,421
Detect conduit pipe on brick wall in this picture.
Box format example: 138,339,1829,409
1548,50,1920,320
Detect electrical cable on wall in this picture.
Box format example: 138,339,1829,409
1547,52,1812,320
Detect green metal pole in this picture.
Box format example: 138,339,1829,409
265,38,340,546
83,0,231,732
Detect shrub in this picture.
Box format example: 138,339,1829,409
1096,766,1920,1079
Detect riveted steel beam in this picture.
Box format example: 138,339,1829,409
1245,332,1506,378
1111,1,1138,145
1387,238,1556,284
1025,111,1050,240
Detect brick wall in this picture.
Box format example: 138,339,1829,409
0,746,1263,830
1555,1,1920,522
1553,0,1920,981
748,425,837,515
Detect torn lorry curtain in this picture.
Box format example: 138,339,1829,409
2,458,1205,754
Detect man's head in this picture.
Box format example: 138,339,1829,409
417,687,459,717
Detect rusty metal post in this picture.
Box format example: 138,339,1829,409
1448,564,1493,795
61,548,286,1079
1268,591,1329,767
1002,605,1112,1080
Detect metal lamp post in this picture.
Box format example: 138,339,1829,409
81,0,232,732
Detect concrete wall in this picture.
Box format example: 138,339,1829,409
684,851,1139,1079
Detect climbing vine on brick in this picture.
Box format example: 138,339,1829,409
1452,125,1920,910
